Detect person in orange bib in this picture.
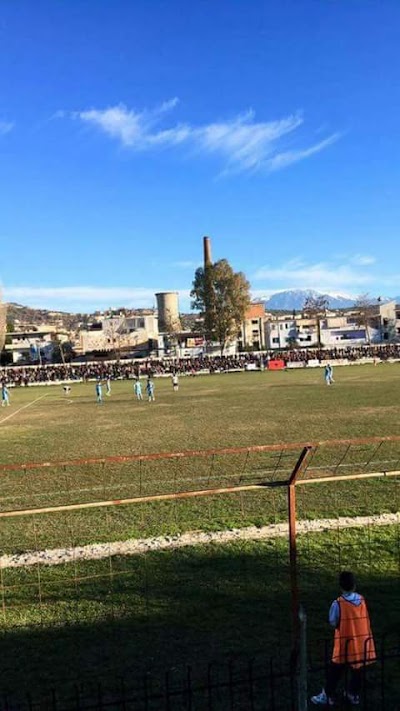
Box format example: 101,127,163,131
311,571,376,707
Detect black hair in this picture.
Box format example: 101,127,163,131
339,571,356,592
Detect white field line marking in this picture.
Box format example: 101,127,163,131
0,393,48,426
1,512,398,570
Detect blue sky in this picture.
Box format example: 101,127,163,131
1,0,399,312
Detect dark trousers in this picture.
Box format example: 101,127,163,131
326,662,362,697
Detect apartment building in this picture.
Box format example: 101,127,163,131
240,303,266,350
5,327,69,364
76,311,158,355
396,305,400,339
265,315,318,349
264,301,398,350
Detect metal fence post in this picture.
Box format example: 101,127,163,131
287,446,314,640
298,606,308,711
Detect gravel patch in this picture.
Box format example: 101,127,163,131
1,512,398,570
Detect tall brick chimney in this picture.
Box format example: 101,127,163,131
203,236,212,268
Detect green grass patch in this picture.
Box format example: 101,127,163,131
0,367,399,549
0,367,399,705
0,525,398,704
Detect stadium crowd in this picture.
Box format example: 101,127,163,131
0,356,255,385
1,344,400,385
282,344,400,363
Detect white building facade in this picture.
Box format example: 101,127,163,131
264,301,399,350
5,328,69,364
76,312,159,356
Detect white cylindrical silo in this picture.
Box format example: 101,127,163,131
155,292,181,333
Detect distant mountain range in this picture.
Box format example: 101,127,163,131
264,289,399,311
2,290,399,329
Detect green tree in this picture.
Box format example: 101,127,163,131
302,295,329,348
354,294,377,345
287,335,299,350
191,259,251,355
50,335,75,363
4,319,14,346
384,319,398,343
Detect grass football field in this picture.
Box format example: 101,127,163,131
2,364,400,464
1,365,399,548
0,365,399,705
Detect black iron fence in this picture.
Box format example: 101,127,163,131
1,634,398,711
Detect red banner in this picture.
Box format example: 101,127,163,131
268,360,285,370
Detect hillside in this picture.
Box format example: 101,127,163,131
4,303,162,333
5,303,87,331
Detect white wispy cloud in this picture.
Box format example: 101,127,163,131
4,286,191,311
62,100,339,174
0,120,14,135
5,286,156,302
266,133,341,171
71,98,185,148
351,254,376,266
253,256,376,294
193,111,304,174
4,258,397,313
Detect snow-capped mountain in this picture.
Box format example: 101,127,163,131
264,289,356,311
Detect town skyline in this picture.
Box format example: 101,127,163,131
4,285,400,318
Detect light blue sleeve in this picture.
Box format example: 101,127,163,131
329,600,340,628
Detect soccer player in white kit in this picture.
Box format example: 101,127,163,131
134,379,143,401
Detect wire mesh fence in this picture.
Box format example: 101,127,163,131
0,438,399,707
1,436,399,513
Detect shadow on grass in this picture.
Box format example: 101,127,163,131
0,536,399,709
